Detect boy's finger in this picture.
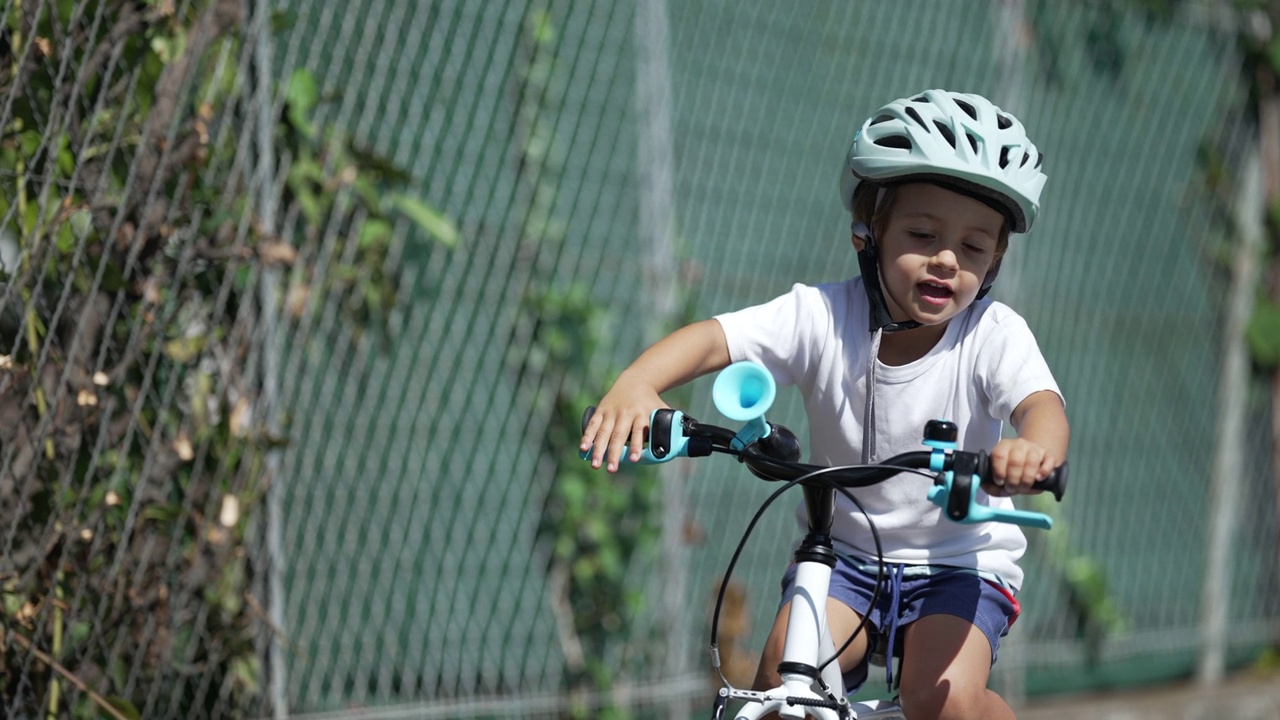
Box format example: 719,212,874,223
989,453,1008,487
590,417,616,469
606,425,630,472
579,412,601,452
629,417,648,462
1003,449,1028,488
1037,454,1058,479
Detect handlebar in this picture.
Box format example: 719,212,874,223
580,361,1068,530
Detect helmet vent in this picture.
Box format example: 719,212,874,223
905,106,927,128
933,121,956,148
965,132,979,154
874,134,913,150
955,99,977,120
997,113,1013,130
871,114,894,125
999,146,1011,169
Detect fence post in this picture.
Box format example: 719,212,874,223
1197,149,1265,685
251,0,289,714
635,0,693,716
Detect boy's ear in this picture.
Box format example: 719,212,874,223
851,221,871,251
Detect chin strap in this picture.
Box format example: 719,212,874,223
855,221,919,464
853,222,921,334
975,255,1002,301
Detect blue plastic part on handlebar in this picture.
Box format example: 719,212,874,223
729,416,770,451
919,421,1054,530
577,409,692,465
713,361,777,451
927,475,1054,530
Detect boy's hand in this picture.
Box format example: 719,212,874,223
986,437,1058,497
579,374,667,473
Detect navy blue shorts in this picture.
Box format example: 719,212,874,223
778,558,1020,693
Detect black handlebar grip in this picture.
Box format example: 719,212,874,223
581,405,597,433
1031,461,1068,502
978,453,1068,502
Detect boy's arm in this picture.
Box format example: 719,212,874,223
987,390,1070,496
581,319,732,472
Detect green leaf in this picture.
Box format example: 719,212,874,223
99,258,127,293
229,653,263,693
389,193,458,247
358,218,392,249
56,132,74,176
346,142,414,184
1247,296,1280,368
18,130,41,157
150,31,187,64
1268,36,1280,76
285,69,319,138
269,8,296,33
55,221,76,254
351,174,384,211
164,335,206,363
141,503,181,523
104,696,143,720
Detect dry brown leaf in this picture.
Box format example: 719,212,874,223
259,241,298,265
173,434,194,461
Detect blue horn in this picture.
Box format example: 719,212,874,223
712,361,776,422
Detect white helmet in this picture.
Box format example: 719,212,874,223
839,90,1046,233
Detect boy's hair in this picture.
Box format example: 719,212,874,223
852,181,1011,263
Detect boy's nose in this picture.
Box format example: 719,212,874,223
930,248,959,269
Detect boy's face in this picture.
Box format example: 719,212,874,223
856,182,1003,327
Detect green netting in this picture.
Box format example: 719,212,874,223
1,1,1274,718
270,0,1276,716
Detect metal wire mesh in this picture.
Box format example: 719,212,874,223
0,1,1275,719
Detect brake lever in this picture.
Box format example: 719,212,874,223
920,421,1055,530
927,472,1054,530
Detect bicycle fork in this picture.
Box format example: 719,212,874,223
719,487,853,720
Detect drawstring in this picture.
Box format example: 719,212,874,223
862,327,884,463
883,563,905,690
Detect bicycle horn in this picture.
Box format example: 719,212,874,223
712,361,776,450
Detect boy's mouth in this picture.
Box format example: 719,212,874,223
917,281,954,305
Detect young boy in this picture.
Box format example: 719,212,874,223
580,89,1069,720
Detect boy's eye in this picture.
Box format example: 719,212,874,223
963,243,989,253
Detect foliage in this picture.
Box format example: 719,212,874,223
518,283,663,719
1030,496,1128,665
1249,294,1280,369
509,5,664,719
0,1,452,717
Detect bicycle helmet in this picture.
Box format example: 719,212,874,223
840,89,1046,233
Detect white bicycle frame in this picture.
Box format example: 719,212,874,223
712,499,904,720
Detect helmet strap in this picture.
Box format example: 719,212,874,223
854,222,921,334
975,255,1003,300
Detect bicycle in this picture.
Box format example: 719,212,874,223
581,360,1067,720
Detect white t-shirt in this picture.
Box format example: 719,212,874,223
714,278,1062,590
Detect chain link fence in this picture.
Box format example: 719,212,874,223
1,1,1276,718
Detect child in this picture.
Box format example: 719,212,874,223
580,89,1069,720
